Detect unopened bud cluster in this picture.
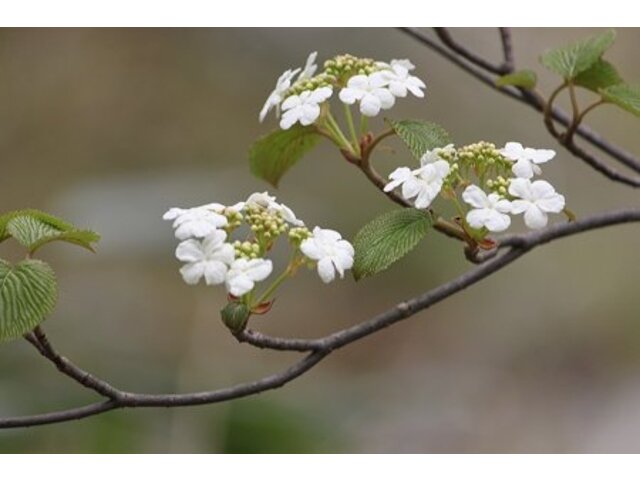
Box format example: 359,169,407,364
246,205,288,240
323,54,378,84
486,176,510,196
233,240,261,259
457,142,511,171
288,226,311,246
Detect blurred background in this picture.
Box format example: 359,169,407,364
0,28,639,453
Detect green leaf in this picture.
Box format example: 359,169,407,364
387,119,451,161
574,59,623,92
540,29,616,80
601,83,640,117
0,209,100,253
0,259,58,342
249,125,321,187
353,208,433,280
496,69,537,89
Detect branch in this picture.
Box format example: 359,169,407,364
434,28,512,75
399,27,640,185
3,206,640,429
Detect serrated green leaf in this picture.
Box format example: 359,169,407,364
540,29,616,80
353,208,433,280
387,119,452,161
0,259,58,342
600,83,640,117
496,69,537,89
0,209,100,253
249,125,321,187
574,59,623,92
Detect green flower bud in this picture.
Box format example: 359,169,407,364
220,302,250,334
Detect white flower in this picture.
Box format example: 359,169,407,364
301,227,354,284
391,59,416,71
500,142,556,179
175,230,235,286
163,204,228,240
297,51,318,81
245,192,304,226
225,258,273,296
279,87,333,130
462,185,512,232
259,68,300,122
339,73,395,117
384,160,450,209
384,62,426,98
420,144,455,166
509,178,565,229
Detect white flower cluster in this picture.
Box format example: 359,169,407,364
260,53,426,130
164,192,354,297
384,142,566,231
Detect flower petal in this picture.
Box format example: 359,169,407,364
245,259,273,282
523,205,548,229
484,211,511,232
462,185,488,209
176,239,204,263
180,262,205,285
537,194,565,213
317,257,335,283
203,261,227,285
508,178,533,200
512,159,535,179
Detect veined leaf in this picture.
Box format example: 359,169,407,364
387,119,452,161
574,59,623,92
540,29,616,80
353,208,433,280
0,259,57,342
496,70,537,89
0,209,100,253
601,83,640,117
249,125,321,187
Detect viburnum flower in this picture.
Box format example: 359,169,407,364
500,142,556,179
245,192,304,226
225,258,273,296
163,204,228,240
384,59,426,98
301,227,354,284
462,185,512,232
259,68,300,123
420,144,455,166
384,160,450,209
298,51,318,81
280,87,333,130
175,230,235,286
339,73,395,117
509,178,565,229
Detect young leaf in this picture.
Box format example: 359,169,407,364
496,70,537,89
0,209,100,253
249,125,321,187
0,259,58,343
574,59,623,92
387,119,452,161
601,83,640,117
540,29,616,80
353,208,433,280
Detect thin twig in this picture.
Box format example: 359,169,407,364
434,28,512,75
